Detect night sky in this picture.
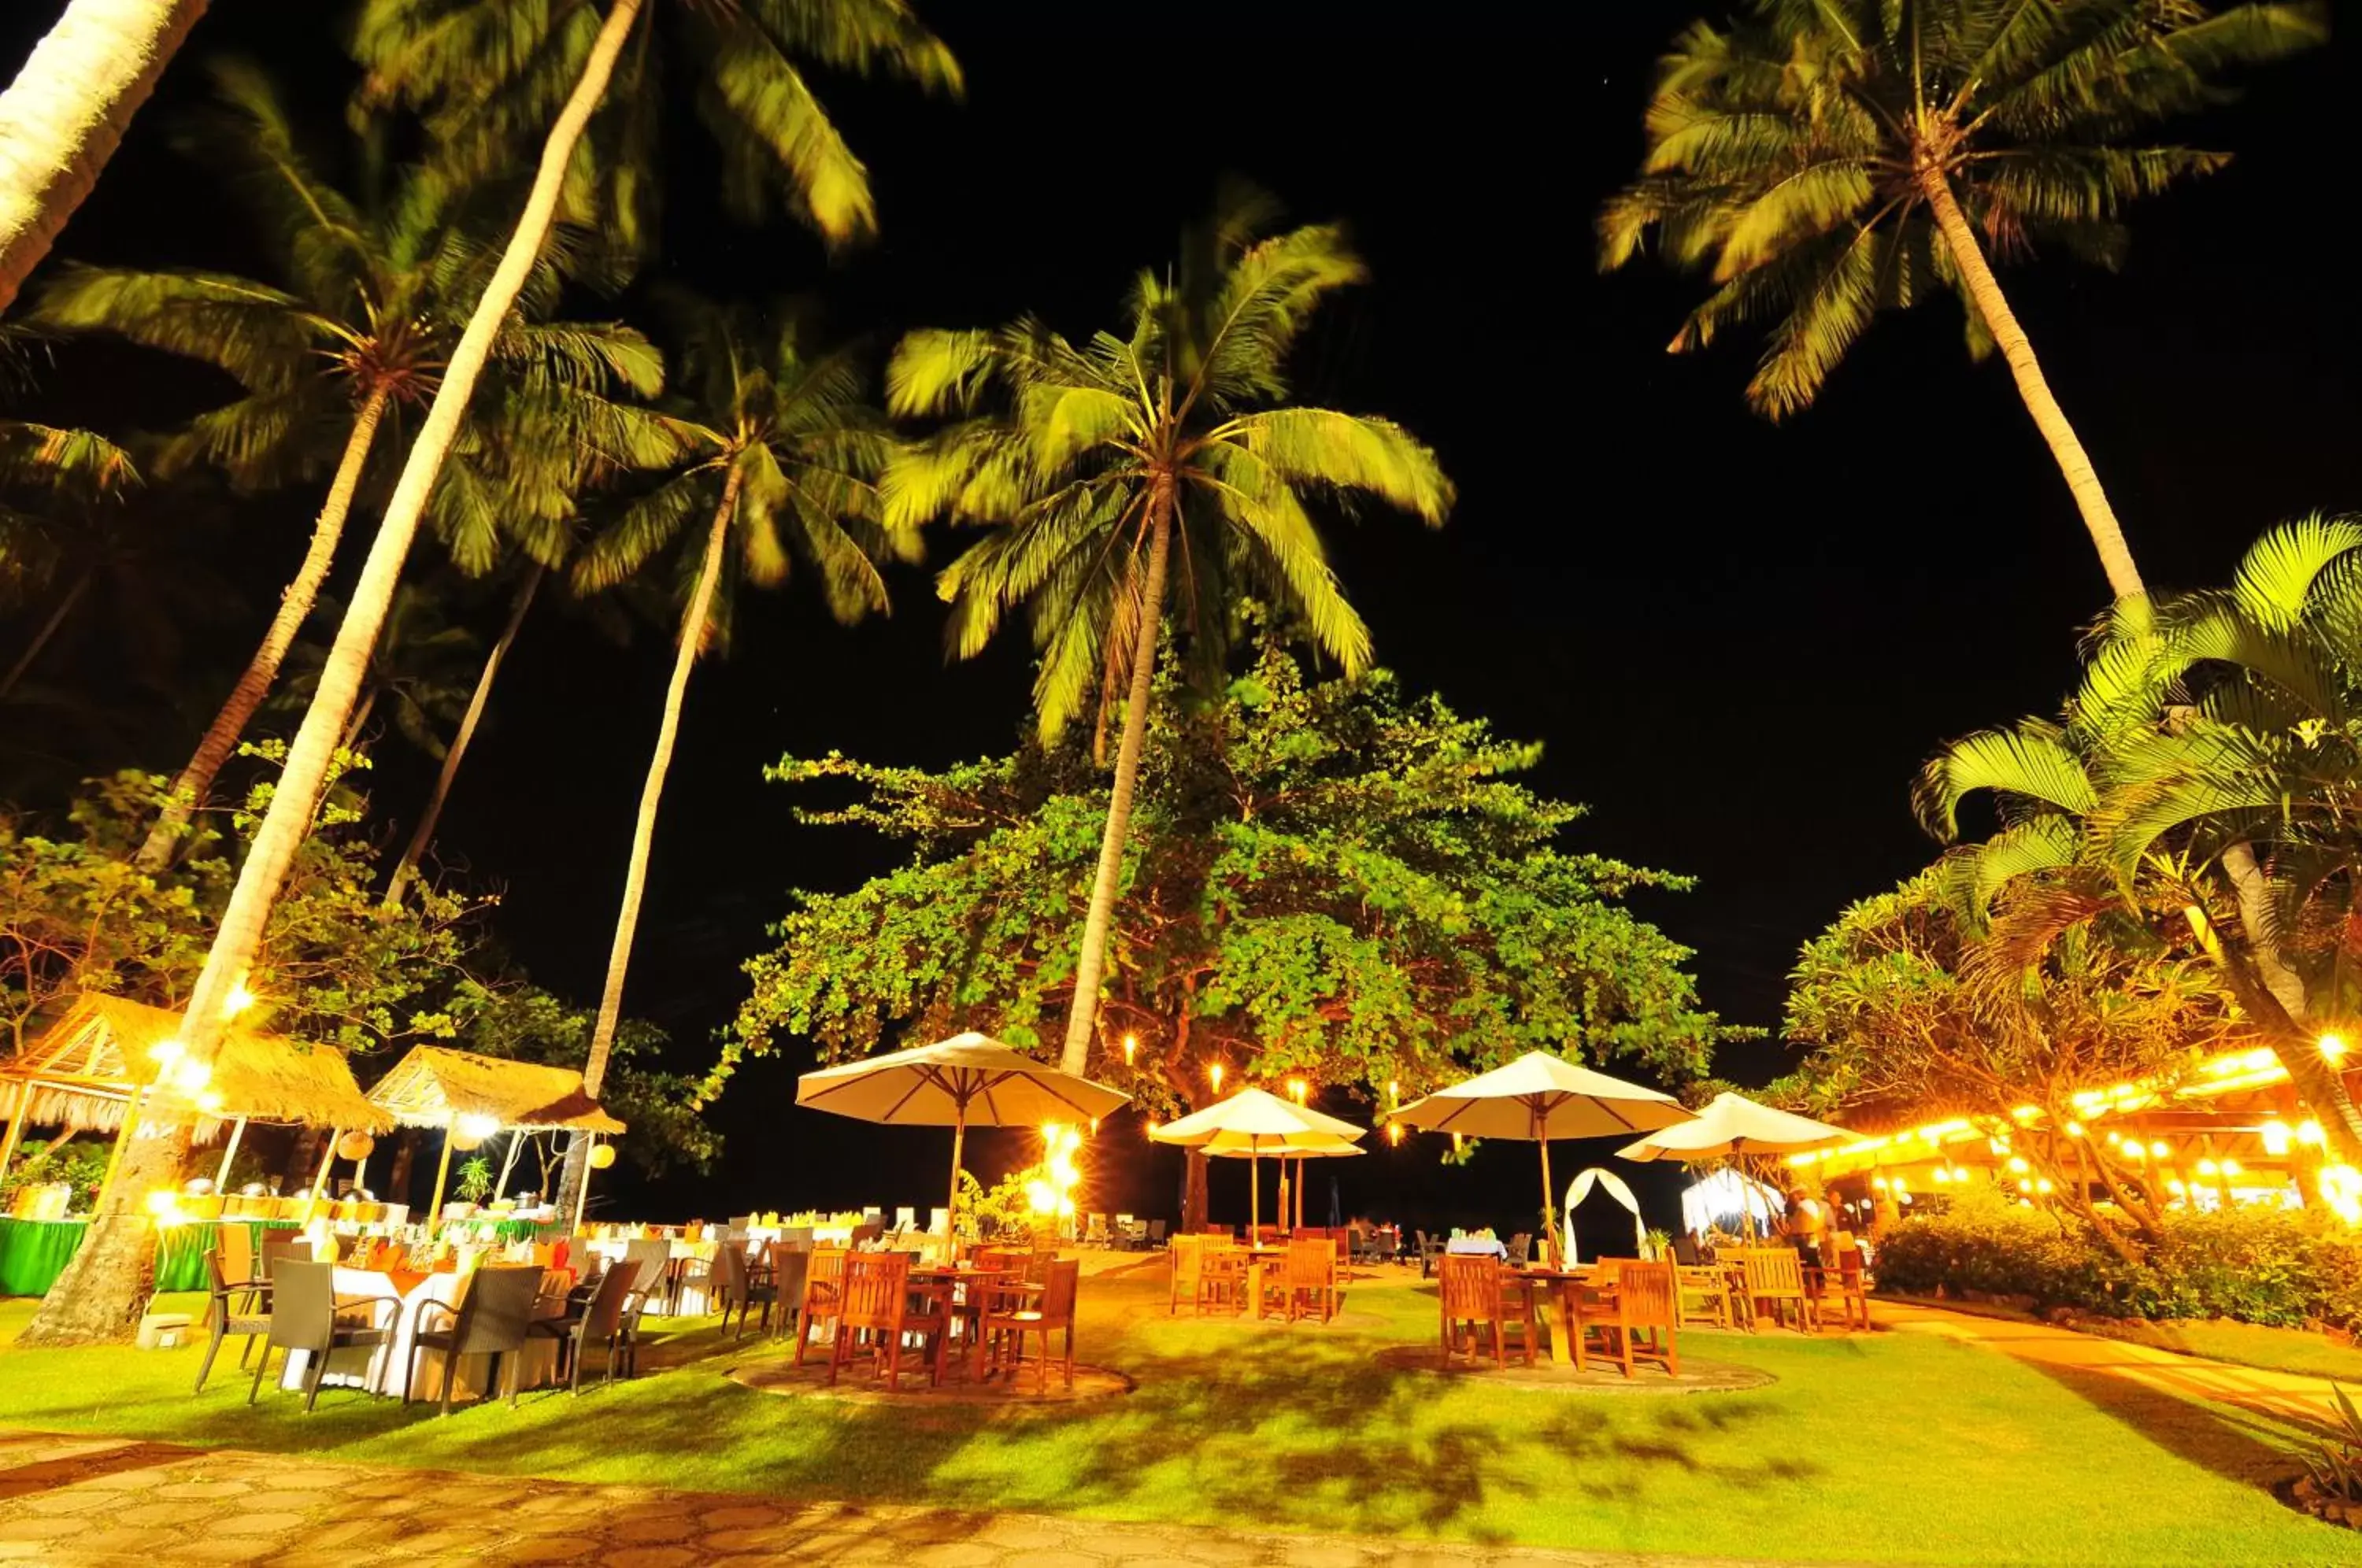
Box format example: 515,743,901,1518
3,2,2353,1239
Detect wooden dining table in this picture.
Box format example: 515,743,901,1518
906,1263,1023,1380
1514,1265,1616,1366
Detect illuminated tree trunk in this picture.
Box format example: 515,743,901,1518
1057,482,1174,1077
18,0,644,1347
1918,168,2142,604
557,466,740,1219
0,566,91,697
138,387,393,871
0,0,206,313
383,564,542,907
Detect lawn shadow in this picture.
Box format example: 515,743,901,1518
2023,1356,2323,1495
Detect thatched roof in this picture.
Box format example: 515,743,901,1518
0,994,392,1135
365,1045,623,1133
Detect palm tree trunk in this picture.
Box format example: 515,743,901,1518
338,684,378,755
16,0,644,1348
556,468,739,1219
382,564,541,908
1057,481,1175,1077
0,564,91,698
135,386,392,872
2219,845,2362,1166
0,0,206,313
1918,168,2143,603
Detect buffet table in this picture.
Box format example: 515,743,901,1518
281,1265,567,1400
0,1216,301,1296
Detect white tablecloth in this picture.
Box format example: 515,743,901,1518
282,1267,562,1400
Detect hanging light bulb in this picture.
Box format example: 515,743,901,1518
1209,1063,1224,1093
1122,1034,1137,1066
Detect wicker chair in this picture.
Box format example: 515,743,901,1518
529,1259,642,1392
405,1264,548,1413
194,1248,271,1393
1438,1255,1535,1368
246,1259,402,1412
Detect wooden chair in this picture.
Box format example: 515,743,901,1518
1438,1255,1535,1368
1266,1238,1339,1323
194,1248,271,1393
1676,1264,1735,1329
828,1252,943,1390
1167,1235,1205,1314
1592,1259,1681,1378
246,1259,402,1413
979,1259,1080,1392
1738,1247,1819,1333
405,1264,547,1413
794,1245,846,1365
1198,1243,1246,1314
1810,1248,1872,1331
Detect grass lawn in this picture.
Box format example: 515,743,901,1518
3,1264,2358,1567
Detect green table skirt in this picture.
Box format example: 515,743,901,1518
0,1216,299,1297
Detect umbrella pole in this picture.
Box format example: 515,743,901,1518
946,1106,968,1256
427,1114,457,1229
1250,1152,1260,1247
1538,1128,1557,1268
0,1093,24,1189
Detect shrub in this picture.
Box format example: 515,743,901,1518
1877,1189,2362,1332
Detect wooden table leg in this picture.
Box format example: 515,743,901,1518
1543,1281,1575,1367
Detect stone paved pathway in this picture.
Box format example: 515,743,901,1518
1878,1300,2344,1429
0,1428,1828,1567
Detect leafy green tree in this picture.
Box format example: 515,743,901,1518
30,59,665,871
1600,0,2323,601
1787,865,2240,1254
731,629,1722,1226
557,297,902,1213
884,188,1453,1078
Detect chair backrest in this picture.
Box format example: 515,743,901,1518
1084,1212,1109,1242
1506,1232,1532,1266
848,1220,884,1248
259,1230,310,1278
1741,1246,1806,1296
715,1241,749,1305
772,1244,812,1311
266,1258,337,1352
1168,1234,1204,1287
838,1252,912,1332
1617,1260,1680,1330
1671,1234,1703,1266
1287,1239,1333,1289
1201,1223,1231,1237
452,1264,546,1353
1146,1219,1168,1243
779,1225,813,1247
1438,1255,1504,1322
203,1248,233,1296
582,1257,639,1340
1039,1258,1082,1323
803,1244,847,1317
621,1237,672,1294
221,1224,257,1286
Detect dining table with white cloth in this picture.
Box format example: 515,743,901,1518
280,1266,568,1400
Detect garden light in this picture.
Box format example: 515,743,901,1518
2323,1033,2349,1063
146,1037,183,1068
2149,1141,2170,1159
221,981,256,1019
1209,1063,1224,1093
2197,1159,2218,1176
2035,1178,2054,1194
1387,1122,1403,1146
172,1058,211,1095
2301,1120,2327,1147
2007,1156,2029,1174
2263,1120,2294,1156
457,1113,502,1142
2221,1159,2243,1178
1288,1078,1307,1104
1123,1034,1137,1066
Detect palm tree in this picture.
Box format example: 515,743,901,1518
22,0,953,1346
555,298,901,1211
0,0,209,312
883,189,1453,1076
274,582,480,759
1599,0,2323,601
0,331,138,691
30,60,662,872
1916,520,2362,1163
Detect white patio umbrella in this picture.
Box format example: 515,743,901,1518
1394,1052,1694,1265
1614,1091,1849,1163
795,1032,1130,1241
1150,1088,1366,1242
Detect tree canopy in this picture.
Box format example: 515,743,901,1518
727,626,1725,1117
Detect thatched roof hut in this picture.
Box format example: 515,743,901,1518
365,1045,623,1134
0,993,392,1135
